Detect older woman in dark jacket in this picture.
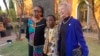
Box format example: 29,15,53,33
57,2,89,56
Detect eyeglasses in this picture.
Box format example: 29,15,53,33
34,10,41,13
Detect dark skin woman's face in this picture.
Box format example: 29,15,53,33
46,16,55,28
33,6,42,18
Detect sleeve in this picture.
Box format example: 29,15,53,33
28,19,32,26
75,20,89,56
25,19,29,40
57,25,61,54
52,26,59,43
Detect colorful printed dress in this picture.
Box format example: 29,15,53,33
33,19,46,56
28,19,35,46
43,25,58,56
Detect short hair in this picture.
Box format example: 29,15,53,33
58,2,71,15
47,15,56,21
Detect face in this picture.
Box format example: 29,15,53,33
46,16,55,28
58,5,69,20
33,6,42,18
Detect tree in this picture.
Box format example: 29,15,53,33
0,6,1,10
15,0,24,40
9,0,14,9
86,0,100,42
3,0,9,14
3,0,20,40
9,0,16,22
9,9,16,22
0,6,3,15
92,0,100,42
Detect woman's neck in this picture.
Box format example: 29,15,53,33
49,24,55,29
63,16,70,22
35,17,43,23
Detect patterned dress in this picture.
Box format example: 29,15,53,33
28,19,35,46
43,25,58,56
33,19,46,56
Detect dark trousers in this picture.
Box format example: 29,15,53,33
0,31,6,37
28,44,33,56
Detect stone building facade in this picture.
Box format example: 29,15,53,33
14,0,99,32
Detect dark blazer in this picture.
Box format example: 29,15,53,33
58,17,89,56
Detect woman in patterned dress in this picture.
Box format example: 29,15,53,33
32,6,46,56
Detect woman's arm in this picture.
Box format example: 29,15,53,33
75,20,89,56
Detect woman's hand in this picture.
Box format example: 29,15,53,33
28,40,34,46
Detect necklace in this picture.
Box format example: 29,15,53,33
62,17,71,24
48,28,54,42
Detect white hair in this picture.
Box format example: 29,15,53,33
58,2,71,15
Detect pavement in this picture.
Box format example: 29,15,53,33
83,32,98,39
0,33,26,46
0,32,98,46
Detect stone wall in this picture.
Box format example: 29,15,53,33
32,0,55,18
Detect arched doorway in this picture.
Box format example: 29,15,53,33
77,1,88,28
77,0,90,30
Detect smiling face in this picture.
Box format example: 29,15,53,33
58,3,70,20
33,6,42,19
46,16,55,28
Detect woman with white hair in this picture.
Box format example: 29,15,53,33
57,2,89,56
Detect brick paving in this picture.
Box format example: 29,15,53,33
83,32,98,39
0,33,26,45
0,32,98,46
